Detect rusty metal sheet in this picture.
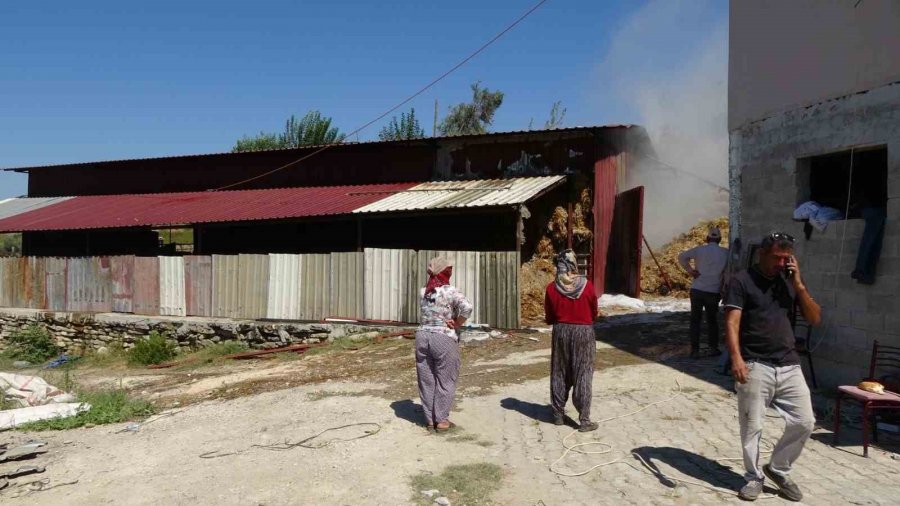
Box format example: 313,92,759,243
25,257,47,310
133,257,160,316
212,255,240,319
239,254,269,320
66,257,112,313
159,256,186,317
299,254,330,321
44,258,67,311
267,254,301,320
0,258,13,308
330,252,364,319
185,256,212,317
110,256,135,313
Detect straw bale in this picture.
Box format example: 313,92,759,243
641,217,729,298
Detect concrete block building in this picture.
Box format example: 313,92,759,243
729,0,900,385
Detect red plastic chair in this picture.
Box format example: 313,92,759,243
832,340,900,457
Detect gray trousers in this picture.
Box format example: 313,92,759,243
736,361,815,481
415,330,460,425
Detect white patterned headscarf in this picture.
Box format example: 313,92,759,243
554,249,587,300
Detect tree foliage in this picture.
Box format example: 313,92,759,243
233,110,345,152
528,101,567,131
378,108,426,141
439,82,504,136
544,101,567,129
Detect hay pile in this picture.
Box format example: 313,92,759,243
520,256,554,324
641,217,729,298
520,189,593,323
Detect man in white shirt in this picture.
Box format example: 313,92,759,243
678,227,729,359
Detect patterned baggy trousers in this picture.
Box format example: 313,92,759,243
550,323,596,424
415,330,461,425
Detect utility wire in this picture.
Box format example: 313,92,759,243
212,0,551,192
641,154,730,193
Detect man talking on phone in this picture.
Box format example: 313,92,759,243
723,232,821,502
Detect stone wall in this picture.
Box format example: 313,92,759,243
0,308,400,355
729,81,900,387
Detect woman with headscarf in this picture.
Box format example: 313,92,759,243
416,256,474,432
544,249,599,432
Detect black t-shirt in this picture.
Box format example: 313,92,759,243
723,267,799,365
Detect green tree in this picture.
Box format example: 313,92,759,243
544,101,566,129
439,82,504,136
378,108,426,141
233,132,282,153
233,110,345,152
527,101,567,131
0,233,22,256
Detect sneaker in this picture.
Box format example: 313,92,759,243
578,421,599,432
738,479,764,501
763,464,803,501
552,413,565,426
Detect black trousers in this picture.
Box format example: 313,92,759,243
689,289,720,352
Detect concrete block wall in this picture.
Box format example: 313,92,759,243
729,82,900,387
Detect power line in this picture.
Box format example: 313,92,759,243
212,0,551,192
641,154,730,193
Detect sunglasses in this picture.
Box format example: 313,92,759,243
769,232,795,243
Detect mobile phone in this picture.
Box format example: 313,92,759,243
786,256,795,278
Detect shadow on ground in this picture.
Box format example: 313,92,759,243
630,446,765,495
499,397,580,428
594,311,736,392
390,399,423,426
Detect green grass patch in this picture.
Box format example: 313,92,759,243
78,342,129,368
15,389,156,431
128,332,177,366
0,325,62,364
411,463,503,505
172,341,249,369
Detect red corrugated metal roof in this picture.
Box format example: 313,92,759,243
0,183,417,232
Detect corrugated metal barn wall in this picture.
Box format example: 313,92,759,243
0,250,521,327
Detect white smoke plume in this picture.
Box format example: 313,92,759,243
600,0,729,247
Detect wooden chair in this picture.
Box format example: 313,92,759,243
832,340,900,457
791,302,818,388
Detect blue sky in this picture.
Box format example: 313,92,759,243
0,0,728,198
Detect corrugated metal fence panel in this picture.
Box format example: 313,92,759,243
212,255,240,319
25,257,47,310
0,258,13,308
110,256,135,313
364,248,414,322
299,254,330,320
330,252,364,319
66,257,112,313
239,254,269,320
267,254,301,320
133,257,160,316
184,256,212,317
159,256,186,317
3,258,25,308
44,258,67,311
478,251,520,328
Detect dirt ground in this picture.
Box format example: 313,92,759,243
3,309,898,505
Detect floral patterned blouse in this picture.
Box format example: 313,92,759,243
418,285,474,340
